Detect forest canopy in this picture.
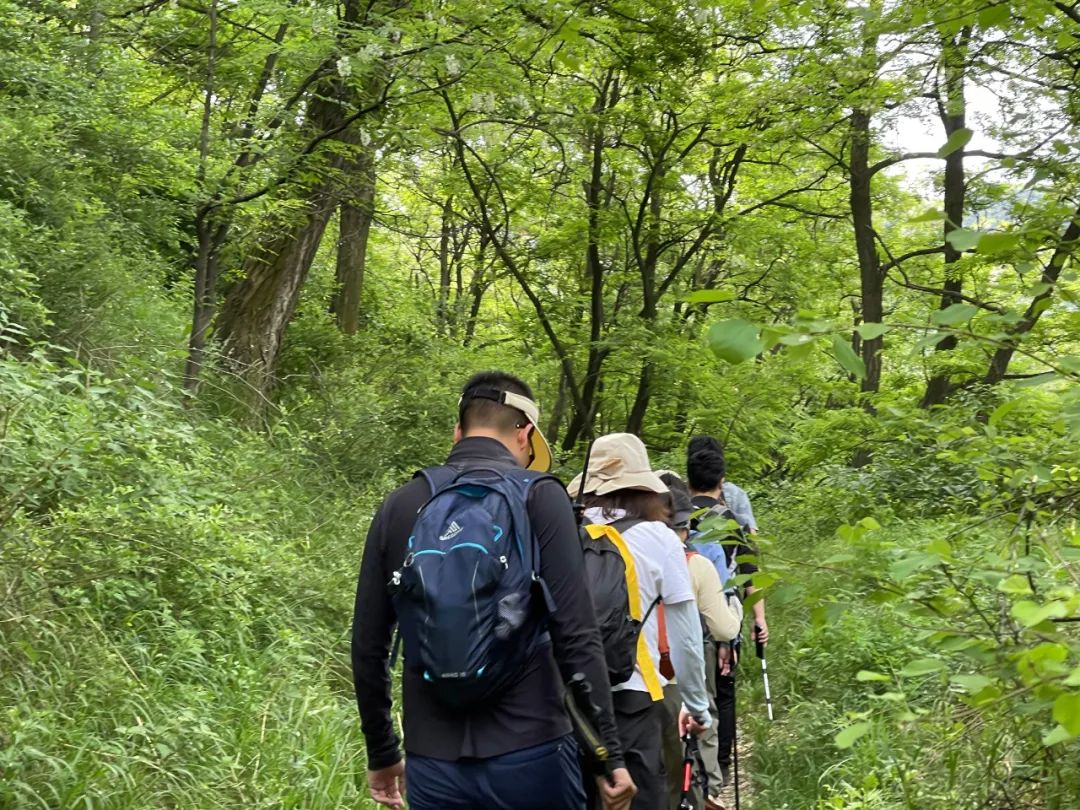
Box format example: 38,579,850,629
1,0,1078,807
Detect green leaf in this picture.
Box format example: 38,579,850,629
1043,724,1075,747
1053,693,1080,735
707,320,763,364
978,2,1010,28
752,572,779,589
1058,356,1080,374
831,334,866,380
856,670,890,682
915,331,950,351
1065,667,1080,687
1014,372,1058,388
890,552,937,579
856,322,889,340
909,208,945,223
950,674,993,693
787,339,818,361
683,289,736,305
977,232,1020,255
937,127,973,158
997,574,1033,595
834,721,872,749
945,228,980,251
899,658,947,677
873,691,907,702
1011,599,1067,628
931,303,979,326
988,399,1023,427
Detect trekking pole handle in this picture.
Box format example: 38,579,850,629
565,673,615,784
754,624,766,660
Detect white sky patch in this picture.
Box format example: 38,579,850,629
878,81,1005,200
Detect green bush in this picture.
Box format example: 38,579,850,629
0,352,376,808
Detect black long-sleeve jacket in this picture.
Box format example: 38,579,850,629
352,436,624,770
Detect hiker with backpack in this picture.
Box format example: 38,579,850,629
569,433,712,810
686,436,767,791
657,472,741,810
351,372,636,810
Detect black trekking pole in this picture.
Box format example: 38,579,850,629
564,673,616,785
755,625,774,721
572,437,596,526
731,674,741,810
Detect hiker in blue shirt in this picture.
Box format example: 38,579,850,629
685,436,767,791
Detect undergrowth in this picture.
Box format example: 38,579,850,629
0,351,382,808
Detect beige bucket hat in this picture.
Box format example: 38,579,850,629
567,433,669,496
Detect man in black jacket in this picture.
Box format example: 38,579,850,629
352,371,635,810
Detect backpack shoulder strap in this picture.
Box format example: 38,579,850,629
610,516,645,534
585,520,664,699
414,465,459,496
584,523,644,619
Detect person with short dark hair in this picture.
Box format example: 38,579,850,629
352,371,635,810
686,436,766,791
686,436,758,533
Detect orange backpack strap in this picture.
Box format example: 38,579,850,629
658,603,669,655
657,603,675,680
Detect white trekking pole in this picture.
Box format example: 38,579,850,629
754,625,774,721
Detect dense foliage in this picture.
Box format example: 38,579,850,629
1,0,1077,807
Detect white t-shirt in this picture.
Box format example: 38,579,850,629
584,507,695,694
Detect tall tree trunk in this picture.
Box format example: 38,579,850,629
625,360,652,435
183,0,219,394
332,145,376,335
922,28,971,408
625,156,664,436
850,104,884,396
547,368,570,447
216,193,338,396
462,244,488,347
436,195,453,332
183,10,288,394
216,84,357,399
184,217,228,392
562,81,613,450
984,204,1080,384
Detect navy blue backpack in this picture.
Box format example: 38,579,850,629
390,465,555,708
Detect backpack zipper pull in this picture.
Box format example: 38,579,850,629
498,555,508,569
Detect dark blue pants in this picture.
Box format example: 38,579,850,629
406,734,586,810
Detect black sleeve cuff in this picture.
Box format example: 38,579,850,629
366,744,403,772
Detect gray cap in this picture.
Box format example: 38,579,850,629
659,472,694,528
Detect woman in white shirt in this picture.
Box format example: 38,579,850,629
569,433,710,810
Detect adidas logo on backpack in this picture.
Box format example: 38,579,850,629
439,521,464,542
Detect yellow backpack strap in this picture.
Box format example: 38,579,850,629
585,524,664,701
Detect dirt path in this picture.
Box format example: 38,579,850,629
714,725,753,810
